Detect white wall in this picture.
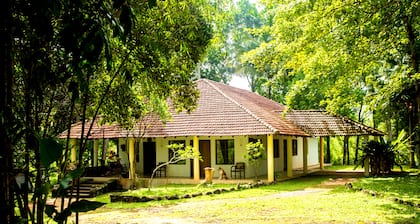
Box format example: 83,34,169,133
118,135,320,179
307,137,319,166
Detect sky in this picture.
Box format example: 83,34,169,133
228,75,250,90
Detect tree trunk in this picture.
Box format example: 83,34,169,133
0,0,16,223
404,15,419,167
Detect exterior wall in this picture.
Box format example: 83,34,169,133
307,137,319,166
118,138,130,169
117,135,320,179
156,137,193,177
244,135,268,179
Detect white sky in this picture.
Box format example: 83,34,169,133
229,75,250,90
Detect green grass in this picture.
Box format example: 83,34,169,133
324,165,363,171
94,176,331,209
120,183,234,197
83,175,419,223
352,175,420,204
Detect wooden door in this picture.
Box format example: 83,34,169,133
143,142,156,176
199,140,211,178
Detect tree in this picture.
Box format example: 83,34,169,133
358,131,410,176
0,0,212,223
195,0,235,83
246,0,419,166
243,140,265,181
148,143,200,190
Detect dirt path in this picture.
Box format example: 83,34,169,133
75,178,355,224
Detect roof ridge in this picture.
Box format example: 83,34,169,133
203,79,278,134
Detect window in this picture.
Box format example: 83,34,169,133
168,140,186,164
292,139,298,156
216,139,234,164
283,139,298,156
248,138,260,143
274,139,280,158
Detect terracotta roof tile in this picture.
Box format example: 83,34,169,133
285,110,384,136
59,80,382,139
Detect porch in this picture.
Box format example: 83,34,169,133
81,165,323,189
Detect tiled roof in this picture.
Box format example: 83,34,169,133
59,79,382,139
285,110,384,137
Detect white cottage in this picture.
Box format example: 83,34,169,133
61,79,383,184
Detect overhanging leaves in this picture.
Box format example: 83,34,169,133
40,137,63,167
69,200,106,213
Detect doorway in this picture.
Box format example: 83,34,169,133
199,140,211,178
143,142,156,176
283,139,288,172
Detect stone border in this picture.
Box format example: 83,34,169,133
344,182,420,208
110,182,269,203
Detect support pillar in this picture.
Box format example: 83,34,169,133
70,138,77,163
320,137,324,170
267,134,274,182
129,137,136,185
364,158,370,177
193,136,200,181
287,136,293,177
303,137,308,174
93,139,99,167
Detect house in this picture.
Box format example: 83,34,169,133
61,79,383,185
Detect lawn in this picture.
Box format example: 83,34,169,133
352,175,420,205
77,175,419,223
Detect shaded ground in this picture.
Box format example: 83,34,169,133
74,178,357,224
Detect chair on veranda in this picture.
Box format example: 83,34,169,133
155,162,167,177
230,162,245,179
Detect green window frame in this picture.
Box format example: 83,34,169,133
274,139,280,158
216,139,234,165
292,139,298,156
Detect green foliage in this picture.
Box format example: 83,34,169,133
167,143,200,164
358,131,411,175
69,200,106,213
245,0,420,133
2,0,213,223
244,140,265,180
149,143,201,189
40,137,63,168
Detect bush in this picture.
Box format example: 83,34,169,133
358,131,410,175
